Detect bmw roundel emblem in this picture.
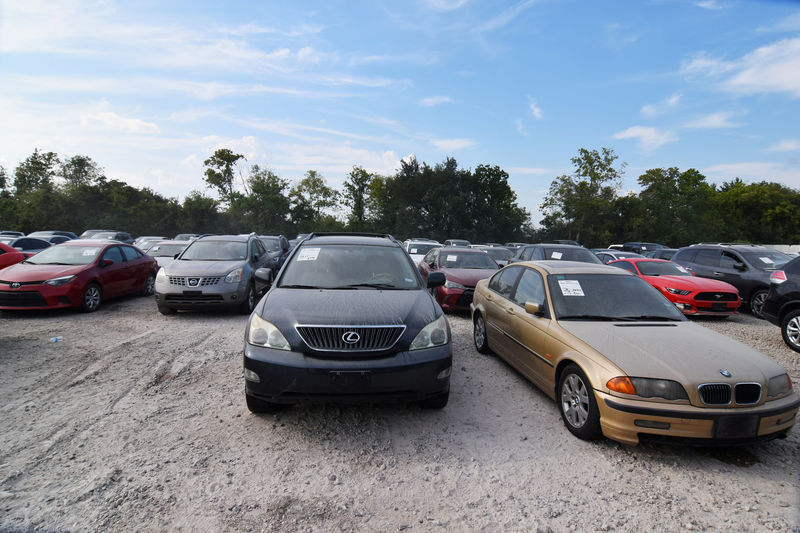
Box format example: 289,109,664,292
342,331,360,344
719,369,732,377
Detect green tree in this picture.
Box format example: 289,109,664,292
14,149,60,194
342,165,375,231
231,165,291,234
61,155,105,188
179,191,223,234
289,170,341,231
203,149,246,204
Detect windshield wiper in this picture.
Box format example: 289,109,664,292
279,284,321,289
335,282,401,289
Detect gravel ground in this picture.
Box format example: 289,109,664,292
0,296,798,532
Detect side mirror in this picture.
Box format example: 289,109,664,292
735,263,747,272
281,238,289,252
254,267,272,285
102,258,114,267
427,272,446,288
525,301,545,317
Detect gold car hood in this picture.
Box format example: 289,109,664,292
557,321,785,382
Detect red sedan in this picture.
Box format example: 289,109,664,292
0,240,157,312
418,247,499,311
609,258,741,316
0,242,30,270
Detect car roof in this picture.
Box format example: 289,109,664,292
526,243,585,249
301,233,399,246
615,257,669,263
197,234,250,243
440,246,487,253
687,243,770,251
519,260,630,275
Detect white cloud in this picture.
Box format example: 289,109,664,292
80,111,160,134
475,0,539,32
515,119,528,136
680,53,736,77
641,93,682,118
421,0,469,11
703,162,800,187
612,126,678,153
420,96,454,107
683,111,739,129
430,138,477,151
695,0,725,10
768,139,800,152
757,13,800,33
529,102,543,120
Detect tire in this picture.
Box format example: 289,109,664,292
238,282,256,315
781,310,800,353
246,394,283,413
158,305,177,315
749,289,768,319
418,389,449,409
140,273,156,296
557,364,601,441
473,314,492,354
80,283,102,313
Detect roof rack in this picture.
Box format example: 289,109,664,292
306,232,398,243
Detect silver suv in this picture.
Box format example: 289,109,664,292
154,234,269,315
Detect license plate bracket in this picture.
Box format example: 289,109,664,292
714,415,759,439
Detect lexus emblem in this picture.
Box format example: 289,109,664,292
719,369,732,377
11,282,21,289
342,331,361,344
187,278,200,287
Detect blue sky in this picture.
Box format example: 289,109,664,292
1,0,799,223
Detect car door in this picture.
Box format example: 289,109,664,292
418,249,438,285
483,266,524,356
717,250,752,297
120,245,148,293
688,249,721,279
504,267,553,390
97,246,128,297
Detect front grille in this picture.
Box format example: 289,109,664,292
164,294,224,304
454,289,475,309
0,280,44,287
168,276,222,287
735,383,761,404
296,325,406,352
699,383,731,405
695,292,738,302
0,290,47,307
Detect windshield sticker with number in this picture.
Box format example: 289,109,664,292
297,248,320,261
551,251,563,260
558,279,585,296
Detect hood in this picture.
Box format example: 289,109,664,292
155,257,175,268
558,321,785,384
164,259,243,277
439,267,497,287
644,275,737,292
0,262,88,282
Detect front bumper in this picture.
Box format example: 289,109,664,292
0,283,84,310
154,277,246,309
597,390,799,446
435,286,474,311
243,342,452,405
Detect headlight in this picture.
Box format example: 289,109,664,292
607,376,689,401
247,314,291,350
44,275,76,287
767,373,792,398
410,314,450,350
444,280,467,290
225,267,243,283
665,287,691,295
156,268,166,281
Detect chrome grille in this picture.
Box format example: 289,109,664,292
735,383,761,404
698,383,731,405
296,325,406,352
169,276,222,287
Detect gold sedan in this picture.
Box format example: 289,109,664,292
470,261,799,445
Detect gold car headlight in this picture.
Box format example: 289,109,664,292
410,314,450,351
607,376,689,401
247,314,290,350
767,373,792,398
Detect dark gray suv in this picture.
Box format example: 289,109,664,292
154,234,269,315
672,244,792,317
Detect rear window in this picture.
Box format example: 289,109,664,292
542,247,603,264
440,251,499,269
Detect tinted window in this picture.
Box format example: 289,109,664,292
181,241,248,261
148,243,187,257
122,246,143,260
439,251,498,269
280,244,421,289
612,261,637,274
785,257,800,275
488,266,523,298
596,253,612,264
673,248,696,262
513,269,546,307
720,251,745,270
636,261,691,276
102,246,124,263
694,249,720,267
260,237,281,250
741,250,791,270
484,248,513,261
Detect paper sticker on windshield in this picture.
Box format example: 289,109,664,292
410,248,417,253
551,251,563,260
446,255,457,262
558,279,584,296
676,265,689,273
760,257,774,264
297,248,320,261
82,249,98,256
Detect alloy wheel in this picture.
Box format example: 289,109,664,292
560,373,590,428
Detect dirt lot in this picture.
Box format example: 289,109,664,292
1,295,798,532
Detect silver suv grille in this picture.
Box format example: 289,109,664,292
296,325,406,352
168,276,222,287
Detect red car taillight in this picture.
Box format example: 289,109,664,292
770,270,787,284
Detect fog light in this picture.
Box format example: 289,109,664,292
244,368,260,382
634,419,670,430
436,366,452,380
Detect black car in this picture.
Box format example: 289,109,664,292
254,234,291,290
509,243,603,264
27,230,78,240
644,248,678,260
243,233,451,412
762,256,800,353
621,242,665,254
672,244,793,317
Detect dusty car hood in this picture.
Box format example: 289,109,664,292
558,321,785,383
643,275,737,292
439,268,498,288
155,257,175,268
164,259,242,277
0,262,88,282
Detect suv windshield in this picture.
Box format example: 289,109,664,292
440,252,499,269
548,274,685,321
408,243,440,255
180,241,247,261
26,245,103,265
742,251,791,270
483,248,513,261
280,244,421,289
259,237,281,251
636,261,691,277
148,243,187,257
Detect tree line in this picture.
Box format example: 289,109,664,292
1,147,798,247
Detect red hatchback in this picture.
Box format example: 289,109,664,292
609,258,741,316
0,240,158,312
418,247,500,311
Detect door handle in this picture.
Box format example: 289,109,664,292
506,307,515,315
486,295,493,301
713,272,723,276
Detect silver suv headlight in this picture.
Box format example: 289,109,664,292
410,314,450,350
225,267,243,283
247,314,291,350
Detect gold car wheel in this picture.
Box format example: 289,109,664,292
558,364,601,440
473,315,491,354
561,374,590,428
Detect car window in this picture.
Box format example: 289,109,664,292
720,251,745,270
121,246,142,261
512,268,546,308
673,248,696,262
181,241,248,261
612,261,638,274
260,237,280,251
488,266,523,298
280,244,421,290
597,253,611,264
785,258,800,275
694,249,720,267
521,247,534,261
409,243,441,255
439,251,498,269
102,246,124,264
252,240,266,258
636,261,691,276
741,250,791,270
423,248,438,265
149,243,186,257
